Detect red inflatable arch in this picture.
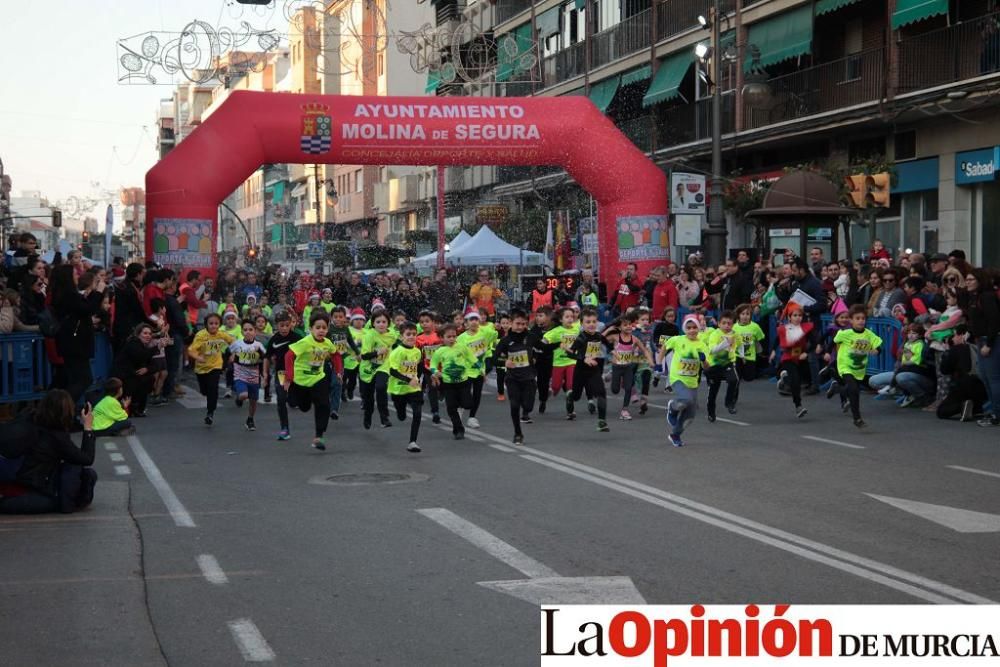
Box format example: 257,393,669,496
146,90,668,279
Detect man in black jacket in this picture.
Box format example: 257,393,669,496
113,263,146,352
789,256,828,393
162,280,189,400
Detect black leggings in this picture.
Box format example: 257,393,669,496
705,364,740,414
535,359,552,405
840,374,863,421
469,375,484,418
124,373,154,414
570,366,607,419
275,380,290,430
495,366,506,396
610,363,637,409
505,377,536,437
441,380,472,435
360,373,390,422
779,360,806,407
196,369,222,414
288,376,332,437
57,357,93,404
736,358,759,381
422,372,440,415
343,367,359,399
392,393,424,442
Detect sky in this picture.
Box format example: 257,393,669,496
0,0,288,216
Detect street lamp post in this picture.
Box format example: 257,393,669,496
705,0,727,267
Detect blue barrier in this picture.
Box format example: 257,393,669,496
820,315,902,376
0,332,113,404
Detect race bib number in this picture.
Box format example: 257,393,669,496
678,358,700,377
468,338,488,358
422,345,441,361
585,341,603,360
560,334,576,351
376,346,390,364
401,360,419,377
507,350,530,368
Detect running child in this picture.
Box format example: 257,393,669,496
604,313,651,420
633,308,655,414
282,311,343,450
527,306,555,413
493,313,511,402
301,292,322,329
652,306,679,389
359,311,397,429
343,308,366,401
732,304,765,381
220,310,242,399
455,310,496,429
830,305,882,428
430,323,477,439
542,307,581,416
326,306,358,421
566,307,613,431
704,310,740,422
188,313,236,426
416,311,443,423
255,314,274,402
663,315,710,447
229,319,267,431
493,309,536,444
770,302,814,419
263,312,301,441
387,322,425,453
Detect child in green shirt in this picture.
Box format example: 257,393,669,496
430,323,477,439
359,311,397,430
830,305,882,428
664,314,710,447
387,322,424,453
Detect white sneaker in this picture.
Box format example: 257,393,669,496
407,442,421,453
877,386,896,396
467,417,481,429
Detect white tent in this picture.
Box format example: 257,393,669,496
409,229,473,268
445,226,545,266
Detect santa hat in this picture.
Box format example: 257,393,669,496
567,301,580,311
350,308,366,321
223,310,238,320
246,293,257,302
371,298,386,311
308,292,321,301
681,314,700,330
322,287,333,295
464,307,481,320
782,302,803,319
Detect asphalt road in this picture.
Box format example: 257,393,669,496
2,374,998,665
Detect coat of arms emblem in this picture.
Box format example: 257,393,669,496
300,103,332,155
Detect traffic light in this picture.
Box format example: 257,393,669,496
845,175,866,208
51,209,62,228
865,173,891,207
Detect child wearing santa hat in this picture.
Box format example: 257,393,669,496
663,314,710,447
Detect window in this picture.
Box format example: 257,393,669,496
848,136,885,164
354,169,363,192
843,18,863,80
894,131,916,161
922,189,938,221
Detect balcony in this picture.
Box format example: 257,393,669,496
658,95,735,147
495,0,532,24
617,116,655,153
897,12,1000,93
435,0,465,25
591,9,652,69
542,41,586,88
743,47,885,130
657,0,734,42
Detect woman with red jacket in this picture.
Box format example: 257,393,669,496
769,302,815,419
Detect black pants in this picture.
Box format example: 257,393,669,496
196,369,222,414
505,376,536,437
343,366,359,399
392,393,424,442
705,364,739,415
779,360,806,408
360,373,390,423
469,375,484,418
840,374,863,421
288,376,332,437
123,373,154,414
422,372,440,416
94,419,133,437
441,380,472,435
610,363,637,409
275,380,290,431
0,465,96,515
638,368,652,398
937,376,988,419
58,357,93,404
495,366,506,397
570,365,607,420
535,358,552,406
736,358,758,381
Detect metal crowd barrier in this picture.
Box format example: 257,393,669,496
0,332,113,404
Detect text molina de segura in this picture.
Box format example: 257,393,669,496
344,103,541,142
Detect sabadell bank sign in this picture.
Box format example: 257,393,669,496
955,146,1000,184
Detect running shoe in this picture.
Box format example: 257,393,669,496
707,411,716,423
454,432,465,440
977,414,999,427
513,434,524,446
668,433,684,447
245,417,256,431
311,438,326,451
795,405,808,419
597,420,610,432
777,370,788,393
432,413,441,424
330,412,339,421
619,409,632,421
204,413,213,426
727,405,738,415
538,402,547,414
467,417,481,429
826,381,841,399
381,418,393,428
877,385,896,396
853,418,867,429
363,413,372,430
898,395,916,408
223,390,233,399
407,442,422,453
566,412,577,421
520,415,533,424
277,430,291,441
264,389,272,403
639,400,648,415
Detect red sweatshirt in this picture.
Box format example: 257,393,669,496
777,321,815,363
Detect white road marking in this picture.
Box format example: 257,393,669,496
128,435,196,528
114,465,131,476
455,423,990,603
417,508,559,578
103,442,118,451
489,443,515,453
228,619,275,662
645,402,750,426
947,465,1000,480
196,554,229,585
866,494,1000,533
802,435,865,450
109,453,125,462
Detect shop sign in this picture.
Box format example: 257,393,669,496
955,147,1000,184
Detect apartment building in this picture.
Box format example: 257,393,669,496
428,0,1000,267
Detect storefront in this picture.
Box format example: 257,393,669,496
955,146,1000,268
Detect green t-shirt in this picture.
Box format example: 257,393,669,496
664,336,708,389
705,328,738,367
834,328,881,380
289,335,337,388
732,321,765,361
343,327,364,370
387,345,422,395
456,327,497,378
543,323,582,368
430,344,477,384
901,339,925,366
360,329,398,383
221,324,242,340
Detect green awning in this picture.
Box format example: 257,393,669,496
816,0,862,15
620,64,652,87
642,52,692,107
576,0,586,9
270,224,282,244
425,69,440,94
496,23,534,82
892,0,948,29
588,76,621,113
265,181,285,202
744,4,813,71
536,7,561,38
